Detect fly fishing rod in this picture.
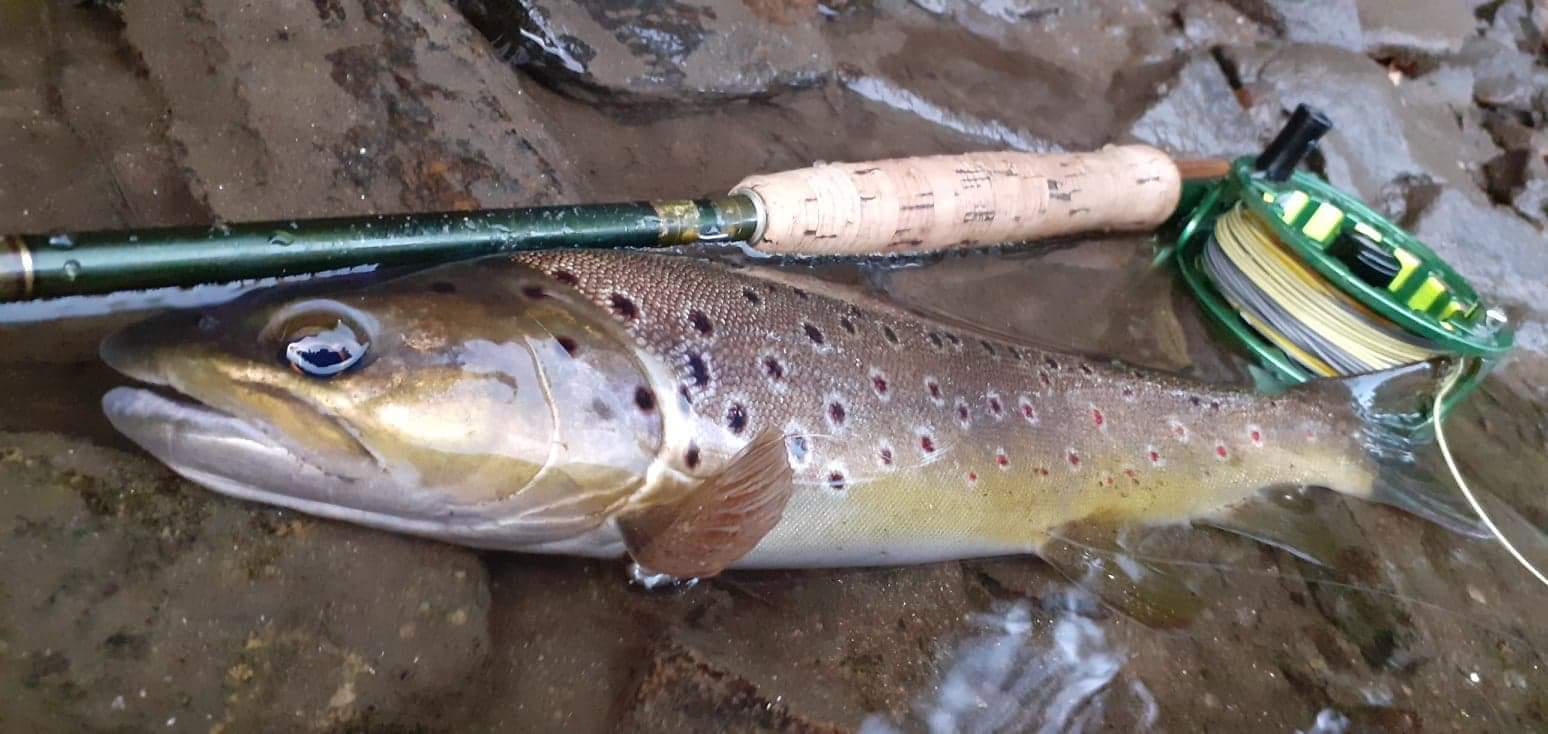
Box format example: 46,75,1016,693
0,146,1205,302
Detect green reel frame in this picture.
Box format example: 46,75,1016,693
1162,156,1513,421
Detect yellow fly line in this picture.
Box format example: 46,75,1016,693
1207,205,1442,376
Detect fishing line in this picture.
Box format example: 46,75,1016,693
1433,359,1548,588
1201,204,1444,377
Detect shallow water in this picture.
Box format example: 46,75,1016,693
4,1,1548,731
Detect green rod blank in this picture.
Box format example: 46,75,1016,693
0,196,760,301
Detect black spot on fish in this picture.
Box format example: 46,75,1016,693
726,403,748,434
928,332,944,349
685,352,711,387
792,288,810,300
1044,357,1060,370
828,401,847,426
840,317,857,335
634,387,656,412
609,293,638,320
827,470,847,492
1008,346,1023,361
882,325,899,344
521,285,547,299
787,434,810,463
430,281,456,294
556,336,578,356
879,446,894,466
927,379,942,401
743,287,762,305
679,385,693,405
981,340,996,357
764,356,785,381
685,444,701,469
944,333,962,348
590,398,614,421
552,269,579,286
688,309,713,336
1079,363,1094,375
1189,397,1202,407
803,323,825,345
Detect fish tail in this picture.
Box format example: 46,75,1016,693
1325,360,1491,537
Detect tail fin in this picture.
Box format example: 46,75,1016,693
1327,361,1548,590
1323,360,1489,538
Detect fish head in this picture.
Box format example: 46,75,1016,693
100,260,666,549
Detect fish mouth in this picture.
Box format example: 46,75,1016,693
101,385,473,538
102,385,348,510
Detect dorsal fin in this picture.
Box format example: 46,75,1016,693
617,432,793,578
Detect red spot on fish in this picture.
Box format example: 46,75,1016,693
1019,396,1038,424
920,435,935,453
1091,407,1104,428
1067,450,1081,468
1215,444,1229,460
966,471,978,483
1249,427,1263,447
871,370,890,398
955,400,970,427
879,446,894,466
986,394,1004,418
926,378,943,404
827,401,847,427
995,449,1009,468
1147,449,1161,465
1124,468,1139,484
1170,420,1189,442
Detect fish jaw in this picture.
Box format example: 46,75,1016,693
101,385,489,541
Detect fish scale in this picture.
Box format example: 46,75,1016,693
510,251,1371,568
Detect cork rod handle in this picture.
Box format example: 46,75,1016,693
730,145,1182,256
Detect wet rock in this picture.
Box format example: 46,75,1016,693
0,432,491,732
118,0,574,220
456,0,831,104
1226,43,1496,207
1356,0,1477,57
1411,188,1548,355
1177,1,1271,48
1223,0,1364,51
1456,36,1548,118
1125,52,1262,157
829,0,1187,151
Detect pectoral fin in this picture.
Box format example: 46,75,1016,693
1039,520,1204,629
618,432,793,578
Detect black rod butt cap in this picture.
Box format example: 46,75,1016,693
1254,104,1333,182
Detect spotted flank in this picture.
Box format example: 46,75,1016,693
101,249,1495,626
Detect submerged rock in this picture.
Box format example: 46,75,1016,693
456,0,831,103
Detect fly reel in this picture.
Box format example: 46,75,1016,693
1163,105,1513,425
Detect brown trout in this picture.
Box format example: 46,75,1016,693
100,251,1482,616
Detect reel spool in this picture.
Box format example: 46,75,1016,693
1164,105,1513,428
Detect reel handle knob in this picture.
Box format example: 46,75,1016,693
1254,104,1333,182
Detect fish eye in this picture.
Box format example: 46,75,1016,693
284,320,368,377
260,300,377,379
